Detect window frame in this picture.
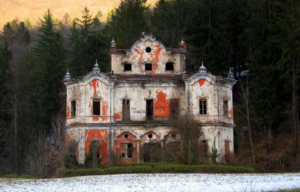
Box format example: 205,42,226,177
92,99,101,116
199,99,207,115
124,63,132,72
165,62,174,71
225,140,230,153
119,143,134,159
145,63,153,71
71,100,76,117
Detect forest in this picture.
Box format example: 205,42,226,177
0,0,299,177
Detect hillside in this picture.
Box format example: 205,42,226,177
0,0,158,27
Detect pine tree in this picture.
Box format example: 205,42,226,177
185,0,230,74
151,0,193,47
69,7,108,77
104,0,149,49
34,9,67,130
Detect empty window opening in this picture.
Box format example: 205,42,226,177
170,99,179,119
223,100,228,116
143,142,161,162
120,143,133,159
145,63,152,71
124,63,132,71
171,133,176,138
93,99,101,115
71,100,76,117
201,140,208,158
124,133,129,138
199,99,207,115
145,47,152,53
127,143,133,158
225,141,230,153
122,99,130,121
148,134,153,139
166,62,174,70
146,100,154,120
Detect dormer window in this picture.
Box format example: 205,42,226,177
145,63,152,71
166,62,174,71
124,63,132,71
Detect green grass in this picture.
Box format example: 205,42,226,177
65,163,254,177
2,174,36,179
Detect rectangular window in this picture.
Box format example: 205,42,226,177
93,99,100,115
223,100,228,116
71,100,76,117
146,100,154,120
170,99,179,119
225,141,230,153
122,99,130,121
124,63,132,71
199,99,207,115
120,143,133,159
166,62,174,70
145,63,152,71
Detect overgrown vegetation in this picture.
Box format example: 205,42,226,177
64,163,254,177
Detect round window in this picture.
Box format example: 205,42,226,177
145,47,152,53
171,133,176,138
148,133,153,139
124,134,129,138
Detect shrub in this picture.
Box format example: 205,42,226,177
2,174,19,178
211,148,218,164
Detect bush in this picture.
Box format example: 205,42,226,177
2,174,37,179
64,163,254,177
2,174,19,178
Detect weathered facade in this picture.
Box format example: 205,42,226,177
64,33,236,164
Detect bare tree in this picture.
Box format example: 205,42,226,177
235,75,255,164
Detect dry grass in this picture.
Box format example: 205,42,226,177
0,0,158,28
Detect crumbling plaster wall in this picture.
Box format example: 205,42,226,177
114,81,186,121
200,125,234,160
190,78,234,125
111,39,185,74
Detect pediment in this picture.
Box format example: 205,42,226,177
115,131,137,140
140,131,161,140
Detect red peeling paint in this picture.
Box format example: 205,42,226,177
147,45,162,74
207,82,213,86
229,108,234,118
132,55,137,60
154,91,169,118
93,116,99,121
101,100,108,121
85,130,108,164
198,79,206,87
114,112,121,120
134,46,145,63
89,79,100,96
66,105,70,118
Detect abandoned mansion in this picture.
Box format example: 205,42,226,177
63,33,236,164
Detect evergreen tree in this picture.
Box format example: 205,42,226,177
272,0,300,156
185,0,230,74
69,7,108,77
34,9,67,130
151,0,193,47
104,0,149,49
